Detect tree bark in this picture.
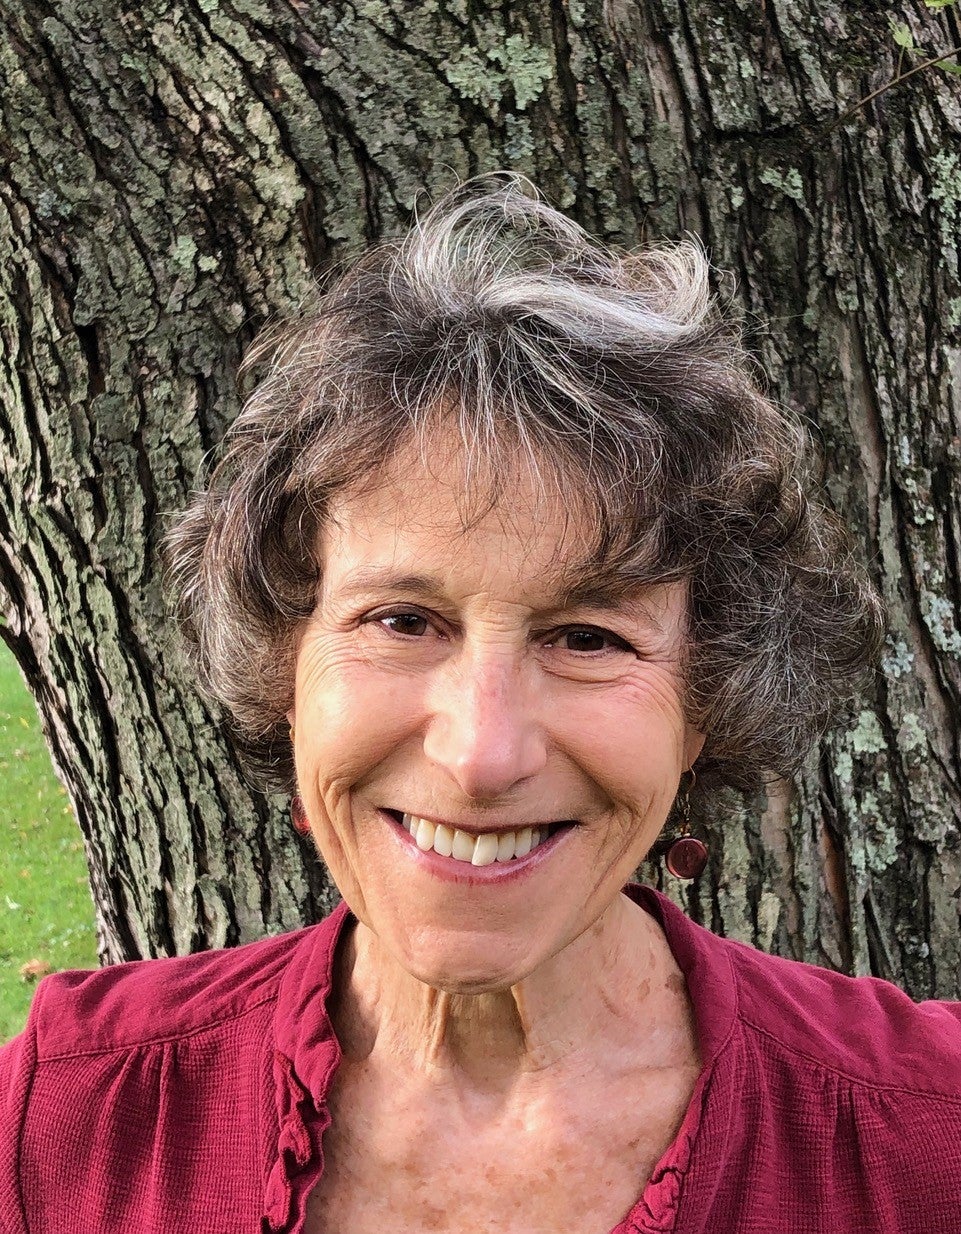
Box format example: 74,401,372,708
1,0,958,989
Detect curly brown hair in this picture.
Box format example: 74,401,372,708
166,174,883,808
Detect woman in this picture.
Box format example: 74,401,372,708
3,176,960,1234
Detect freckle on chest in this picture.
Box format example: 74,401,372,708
303,1063,697,1234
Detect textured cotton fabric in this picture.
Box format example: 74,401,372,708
2,885,960,1233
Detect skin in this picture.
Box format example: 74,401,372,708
289,439,707,1232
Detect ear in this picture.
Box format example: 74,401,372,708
683,729,706,771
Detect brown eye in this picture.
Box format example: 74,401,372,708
380,612,429,637
564,629,608,652
548,626,632,654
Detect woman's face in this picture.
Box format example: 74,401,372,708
290,442,705,993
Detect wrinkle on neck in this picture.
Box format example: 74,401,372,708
330,893,698,1093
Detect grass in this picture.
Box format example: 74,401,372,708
0,642,98,1042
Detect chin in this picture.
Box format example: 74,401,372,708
398,931,540,994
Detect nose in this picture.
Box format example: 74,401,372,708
422,648,549,800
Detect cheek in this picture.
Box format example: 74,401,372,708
294,642,425,787
554,675,688,804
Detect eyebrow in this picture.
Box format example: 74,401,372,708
560,578,668,631
333,566,668,631
335,568,447,599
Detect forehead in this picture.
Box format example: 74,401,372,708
321,435,600,596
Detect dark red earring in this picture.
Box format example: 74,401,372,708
666,773,708,880
291,794,312,837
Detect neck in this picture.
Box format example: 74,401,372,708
331,892,698,1090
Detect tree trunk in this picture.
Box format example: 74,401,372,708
1,0,958,990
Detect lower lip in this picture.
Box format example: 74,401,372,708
380,810,574,885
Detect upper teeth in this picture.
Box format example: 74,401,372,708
400,814,549,866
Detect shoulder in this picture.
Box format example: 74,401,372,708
637,892,961,1230
728,935,961,1096
0,908,349,1234
637,886,961,1099
25,913,337,1060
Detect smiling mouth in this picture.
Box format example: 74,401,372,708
386,811,575,866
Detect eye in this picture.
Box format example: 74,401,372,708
545,626,634,655
369,609,434,638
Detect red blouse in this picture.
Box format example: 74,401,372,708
2,885,960,1233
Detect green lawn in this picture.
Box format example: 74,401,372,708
0,643,98,1042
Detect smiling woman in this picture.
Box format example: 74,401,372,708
2,175,960,1234
291,440,702,997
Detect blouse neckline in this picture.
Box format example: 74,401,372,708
266,885,739,1233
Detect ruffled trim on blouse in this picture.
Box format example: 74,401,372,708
263,1050,334,1233
262,902,349,1233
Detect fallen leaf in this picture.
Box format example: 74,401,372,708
19,958,51,982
